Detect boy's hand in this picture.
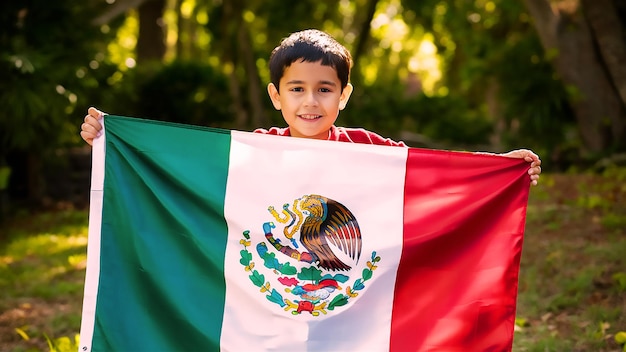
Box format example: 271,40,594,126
500,149,542,186
80,107,105,146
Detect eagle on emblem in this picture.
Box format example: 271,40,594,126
299,194,362,271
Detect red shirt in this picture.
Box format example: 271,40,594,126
253,125,406,147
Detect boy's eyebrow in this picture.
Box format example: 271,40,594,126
285,79,338,86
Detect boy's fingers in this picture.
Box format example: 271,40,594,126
87,107,98,118
88,107,104,119
83,114,103,131
79,131,95,146
80,107,106,147
82,121,97,134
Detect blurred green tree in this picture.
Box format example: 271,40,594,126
0,1,115,204
2,0,626,208
401,0,625,162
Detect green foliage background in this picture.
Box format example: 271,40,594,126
1,0,623,206
0,1,567,145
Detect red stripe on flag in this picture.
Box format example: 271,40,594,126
390,148,530,351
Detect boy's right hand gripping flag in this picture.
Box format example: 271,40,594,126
80,115,530,351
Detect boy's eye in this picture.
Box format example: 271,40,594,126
290,87,304,92
319,88,331,93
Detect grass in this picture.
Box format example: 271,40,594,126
513,169,626,352
0,210,87,352
0,170,625,351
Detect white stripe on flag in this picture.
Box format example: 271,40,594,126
79,124,106,352
222,131,408,351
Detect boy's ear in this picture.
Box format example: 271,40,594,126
267,83,282,110
339,83,353,110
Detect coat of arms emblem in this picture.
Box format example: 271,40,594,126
239,194,381,316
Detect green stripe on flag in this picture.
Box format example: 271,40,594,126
93,115,231,350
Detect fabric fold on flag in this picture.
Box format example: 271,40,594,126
80,115,530,352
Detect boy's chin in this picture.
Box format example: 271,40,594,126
291,129,330,140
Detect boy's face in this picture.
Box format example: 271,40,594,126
268,60,352,140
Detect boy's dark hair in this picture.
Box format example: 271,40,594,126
269,29,352,92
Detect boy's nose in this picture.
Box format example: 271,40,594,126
303,92,319,107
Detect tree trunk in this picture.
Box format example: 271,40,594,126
351,0,380,68
486,78,505,151
523,0,626,153
6,150,42,207
238,22,267,128
220,0,248,129
136,0,166,63
581,0,626,126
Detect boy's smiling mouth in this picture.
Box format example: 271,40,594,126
298,114,322,120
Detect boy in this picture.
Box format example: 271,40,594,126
80,29,541,184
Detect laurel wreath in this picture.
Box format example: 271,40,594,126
239,230,381,316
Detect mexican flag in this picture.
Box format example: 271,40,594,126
80,115,530,351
